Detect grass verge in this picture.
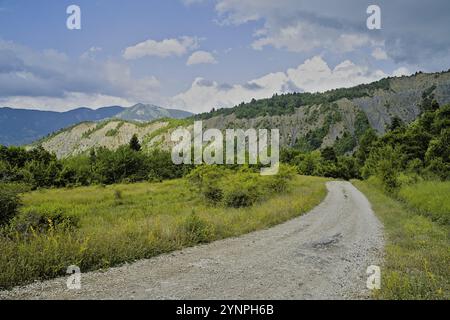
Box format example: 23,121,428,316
397,180,450,225
0,175,327,289
353,180,449,299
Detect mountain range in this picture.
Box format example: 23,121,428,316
37,70,450,158
0,104,193,146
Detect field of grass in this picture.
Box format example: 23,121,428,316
398,180,450,224
353,180,449,300
0,175,328,289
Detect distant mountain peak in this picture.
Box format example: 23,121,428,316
0,104,192,146
114,103,192,122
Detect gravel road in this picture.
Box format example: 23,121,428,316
0,181,384,300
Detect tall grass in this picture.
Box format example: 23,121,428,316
353,180,449,300
0,175,327,289
398,180,450,225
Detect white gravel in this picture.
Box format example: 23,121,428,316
0,181,384,300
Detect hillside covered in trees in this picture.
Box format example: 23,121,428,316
35,70,450,158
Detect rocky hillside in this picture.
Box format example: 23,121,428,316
0,104,192,146
39,119,175,158
39,70,450,158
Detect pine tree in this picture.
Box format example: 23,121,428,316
129,134,141,152
321,146,337,162
89,149,96,165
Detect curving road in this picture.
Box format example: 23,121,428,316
0,181,384,300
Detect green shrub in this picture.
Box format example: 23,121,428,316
222,173,262,208
186,165,226,188
187,164,297,208
265,164,296,193
186,165,228,204
297,151,322,176
362,145,401,191
10,208,79,236
0,184,25,226
203,185,223,204
424,158,450,181
223,188,255,208
180,211,212,244
378,159,399,192
0,160,12,181
105,129,118,137
396,172,423,187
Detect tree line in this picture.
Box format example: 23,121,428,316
0,134,190,190
1,99,448,194
282,101,449,190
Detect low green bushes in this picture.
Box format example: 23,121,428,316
0,183,29,226
9,208,79,237
186,164,296,208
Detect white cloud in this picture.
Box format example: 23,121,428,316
186,51,218,66
81,46,102,59
392,67,411,77
123,36,199,60
172,56,389,113
215,0,381,54
286,56,387,93
214,0,450,67
0,40,163,110
0,93,133,112
251,22,323,52
372,47,388,60
336,34,371,53
251,20,371,53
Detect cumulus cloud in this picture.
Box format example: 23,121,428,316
213,0,450,66
123,36,199,60
216,0,374,54
252,23,371,54
0,39,163,110
186,51,218,66
392,67,411,77
172,56,388,113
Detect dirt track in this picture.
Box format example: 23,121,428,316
0,181,384,300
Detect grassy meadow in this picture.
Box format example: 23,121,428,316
397,181,450,225
353,180,449,300
0,175,328,289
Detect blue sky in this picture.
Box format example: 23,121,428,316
0,0,449,113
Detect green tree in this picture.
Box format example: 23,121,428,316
389,116,404,131
129,134,141,152
89,148,97,165
321,146,337,162
355,128,378,165
0,183,23,226
297,151,321,176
